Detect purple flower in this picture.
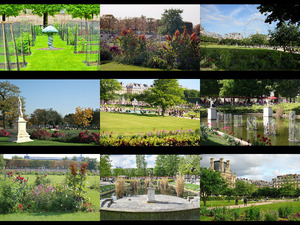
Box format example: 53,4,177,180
148,132,152,137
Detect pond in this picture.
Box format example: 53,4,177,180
202,115,300,146
102,185,197,199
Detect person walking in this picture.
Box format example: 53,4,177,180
235,196,239,205
244,197,248,206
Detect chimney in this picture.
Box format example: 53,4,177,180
210,158,214,170
226,160,230,172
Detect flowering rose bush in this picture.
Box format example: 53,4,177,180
78,130,100,144
0,129,10,137
100,128,200,146
30,129,51,140
51,131,66,138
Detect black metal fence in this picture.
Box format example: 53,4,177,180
59,20,100,69
0,21,35,71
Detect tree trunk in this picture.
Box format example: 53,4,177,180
43,13,48,27
2,14,5,21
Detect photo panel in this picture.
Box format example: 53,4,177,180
100,154,200,220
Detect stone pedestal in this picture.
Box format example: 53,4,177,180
208,108,217,120
147,187,156,203
7,117,33,143
263,107,272,117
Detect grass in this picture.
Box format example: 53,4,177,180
99,61,164,71
0,174,100,221
20,35,98,71
200,133,231,146
0,137,97,146
202,200,256,207
100,111,200,135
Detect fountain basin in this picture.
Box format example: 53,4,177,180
101,194,200,220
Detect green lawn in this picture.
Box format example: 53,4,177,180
202,200,256,207
0,137,97,146
200,133,231,146
20,35,98,71
99,61,164,71
100,112,200,135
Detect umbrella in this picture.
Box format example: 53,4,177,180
268,96,278,99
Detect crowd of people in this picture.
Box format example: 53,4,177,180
200,98,279,108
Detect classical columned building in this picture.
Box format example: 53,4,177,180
210,158,236,188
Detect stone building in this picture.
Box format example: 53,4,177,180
272,174,300,189
236,178,272,188
116,82,154,95
210,158,236,188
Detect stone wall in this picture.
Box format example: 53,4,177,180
1,13,100,25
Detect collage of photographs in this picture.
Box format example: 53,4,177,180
0,2,299,222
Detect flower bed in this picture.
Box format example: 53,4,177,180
103,28,200,70
100,128,200,146
0,163,97,214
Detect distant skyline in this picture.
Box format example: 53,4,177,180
100,4,200,28
1,80,100,117
116,79,200,91
201,154,300,182
4,154,100,161
200,4,277,37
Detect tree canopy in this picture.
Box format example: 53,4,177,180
158,8,185,35
100,79,122,103
100,155,112,177
0,4,24,21
27,4,64,26
65,4,100,20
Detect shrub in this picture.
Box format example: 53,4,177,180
175,175,185,197
33,174,51,187
245,206,261,221
264,210,279,221
30,129,51,140
51,131,65,138
100,48,113,61
160,177,169,189
15,32,32,54
231,208,241,221
78,130,99,144
115,177,126,198
130,178,140,190
278,205,293,218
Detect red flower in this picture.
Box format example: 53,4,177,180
45,174,47,177
175,29,180,38
257,134,261,138
183,28,187,37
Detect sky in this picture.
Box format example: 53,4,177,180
100,4,200,28
200,4,277,37
3,154,100,161
201,154,300,182
116,79,200,91
109,155,158,169
1,80,100,116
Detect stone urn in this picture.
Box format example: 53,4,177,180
42,26,58,49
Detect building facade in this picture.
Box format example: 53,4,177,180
272,174,300,189
116,82,154,95
210,158,236,188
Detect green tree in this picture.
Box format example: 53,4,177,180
84,157,98,171
234,180,257,197
63,113,75,126
163,155,180,176
178,155,200,176
257,4,300,27
200,79,221,97
0,4,24,21
275,79,300,102
0,81,21,129
269,23,300,52
65,4,100,20
153,155,166,177
200,167,227,206
100,79,122,103
113,167,127,177
151,79,186,116
0,154,6,169
250,34,269,46
12,155,23,160
136,155,147,177
279,175,297,197
158,8,185,35
27,4,64,27
100,155,112,177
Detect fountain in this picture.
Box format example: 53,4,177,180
264,117,276,135
217,112,224,122
7,97,33,143
263,99,272,117
100,171,200,220
224,113,232,124
289,111,300,142
132,98,138,112
247,117,257,130
207,98,216,120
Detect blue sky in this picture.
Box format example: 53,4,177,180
109,155,158,169
1,80,100,116
100,4,200,28
201,154,300,182
116,79,200,91
4,154,100,161
200,4,277,37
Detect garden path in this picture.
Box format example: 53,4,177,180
206,199,294,210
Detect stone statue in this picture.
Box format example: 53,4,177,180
149,170,154,188
209,98,214,108
18,97,23,118
266,99,270,107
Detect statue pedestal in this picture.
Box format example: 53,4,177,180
147,187,156,203
263,107,272,117
208,108,217,120
7,117,33,143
